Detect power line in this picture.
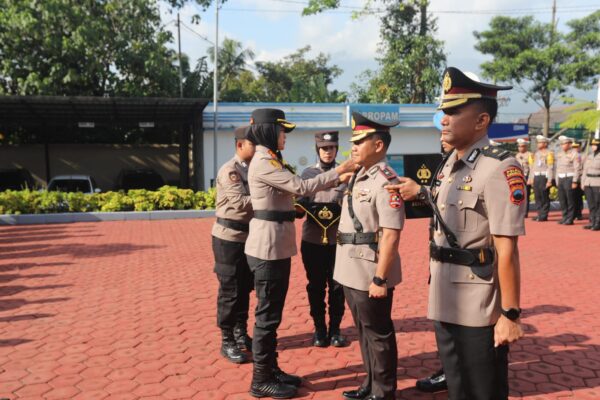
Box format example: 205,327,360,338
180,22,215,45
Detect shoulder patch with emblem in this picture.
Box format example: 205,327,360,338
228,171,240,183
482,146,511,161
269,159,282,169
379,166,397,181
503,166,526,205
389,192,402,209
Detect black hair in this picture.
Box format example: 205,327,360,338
371,132,391,150
247,123,281,158
473,98,498,127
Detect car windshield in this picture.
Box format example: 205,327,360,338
48,179,92,193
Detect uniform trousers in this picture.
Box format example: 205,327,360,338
525,181,531,217
585,186,600,226
344,286,397,400
532,176,550,219
557,177,576,223
434,321,509,400
246,256,291,366
300,241,345,330
212,236,254,331
574,186,584,218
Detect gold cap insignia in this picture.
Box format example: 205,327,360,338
416,164,432,183
442,72,452,93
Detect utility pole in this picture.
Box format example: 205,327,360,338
177,13,183,98
213,0,219,186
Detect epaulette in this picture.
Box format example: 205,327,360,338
379,166,397,181
481,145,511,161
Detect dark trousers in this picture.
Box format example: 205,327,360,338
585,186,600,226
247,256,291,366
212,236,254,331
574,186,584,218
300,241,345,331
533,176,550,219
434,321,509,400
525,182,531,216
344,286,397,399
557,177,575,223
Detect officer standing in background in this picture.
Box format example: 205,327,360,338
572,142,584,220
555,135,582,225
296,131,348,348
212,126,255,364
515,138,532,218
528,135,554,222
335,112,404,400
244,108,355,399
582,138,600,230
388,67,526,399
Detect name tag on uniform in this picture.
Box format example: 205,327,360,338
457,185,472,191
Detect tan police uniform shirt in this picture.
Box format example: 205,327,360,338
212,155,252,243
333,159,405,291
583,152,600,188
515,151,532,178
299,163,346,245
245,145,340,260
428,135,526,327
530,149,555,182
555,149,582,183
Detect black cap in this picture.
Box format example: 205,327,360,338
438,67,512,110
250,108,296,133
350,112,399,142
234,125,251,140
315,131,339,147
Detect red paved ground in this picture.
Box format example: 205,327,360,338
0,211,599,400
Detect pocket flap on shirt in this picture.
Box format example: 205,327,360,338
456,192,479,210
450,264,494,284
349,246,377,262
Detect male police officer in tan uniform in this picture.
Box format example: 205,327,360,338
582,138,600,230
387,67,526,400
572,142,585,220
212,126,255,364
528,135,554,222
244,109,355,399
296,131,348,348
515,138,532,217
555,135,582,225
335,112,404,400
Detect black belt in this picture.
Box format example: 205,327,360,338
253,210,296,223
429,242,495,267
337,232,378,245
216,217,249,232
588,173,600,177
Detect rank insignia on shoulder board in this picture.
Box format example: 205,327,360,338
269,159,282,169
380,167,397,181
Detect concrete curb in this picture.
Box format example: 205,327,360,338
0,210,216,226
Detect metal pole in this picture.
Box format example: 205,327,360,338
212,0,219,186
177,13,183,98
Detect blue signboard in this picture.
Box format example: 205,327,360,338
487,123,528,141
349,104,401,124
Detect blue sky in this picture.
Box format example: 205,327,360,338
160,0,599,123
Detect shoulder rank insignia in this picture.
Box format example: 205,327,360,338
269,159,282,169
368,165,380,175
482,146,511,161
379,166,397,181
467,148,481,163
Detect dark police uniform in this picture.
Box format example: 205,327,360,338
529,135,554,222
555,135,582,225
582,138,600,230
334,112,404,400
212,126,254,364
429,67,526,400
297,131,347,348
245,109,343,399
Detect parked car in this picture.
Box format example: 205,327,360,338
0,168,36,191
47,175,101,194
115,168,165,191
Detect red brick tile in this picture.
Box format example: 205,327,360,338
133,382,167,397
44,386,81,400
15,382,52,397
104,379,139,394
135,370,166,384
49,374,83,389
76,376,111,391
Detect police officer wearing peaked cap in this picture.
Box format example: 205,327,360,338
582,138,600,230
335,112,405,400
515,138,533,217
296,130,348,348
244,108,356,399
528,135,554,222
212,125,256,364
555,135,582,225
386,67,526,399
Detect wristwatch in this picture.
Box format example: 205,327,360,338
417,185,428,201
501,308,521,321
372,276,387,287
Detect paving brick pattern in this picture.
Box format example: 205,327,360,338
0,211,598,399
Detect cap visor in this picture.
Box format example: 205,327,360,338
316,141,338,148
277,119,296,133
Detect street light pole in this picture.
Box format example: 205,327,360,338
212,0,219,186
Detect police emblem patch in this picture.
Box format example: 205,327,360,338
503,167,526,205
389,193,402,208
229,171,240,183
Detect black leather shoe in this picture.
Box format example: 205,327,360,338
221,342,248,364
531,216,539,221
538,217,548,222
415,369,447,393
583,225,592,230
329,333,348,347
558,220,565,224
364,395,394,400
563,220,574,225
250,380,297,399
313,330,329,347
273,367,302,387
342,386,371,400
592,225,600,231
234,330,253,352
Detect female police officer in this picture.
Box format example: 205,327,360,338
244,108,355,399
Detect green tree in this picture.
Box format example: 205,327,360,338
207,38,255,101
560,98,600,134
474,11,600,136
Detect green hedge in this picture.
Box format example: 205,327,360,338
0,186,216,215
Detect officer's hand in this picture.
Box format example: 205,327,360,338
335,158,357,175
545,181,552,189
339,172,353,184
571,182,578,189
384,177,420,201
368,282,387,298
494,315,524,347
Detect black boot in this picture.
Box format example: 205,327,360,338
250,363,297,399
221,329,248,364
415,368,447,393
234,324,253,352
273,356,302,387
313,328,329,347
329,326,348,348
